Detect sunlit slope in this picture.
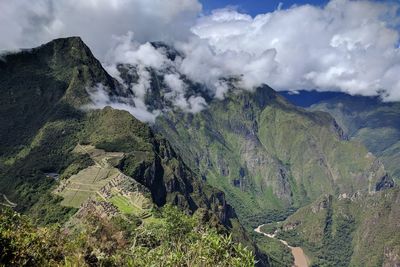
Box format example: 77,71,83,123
155,86,390,225
309,94,400,181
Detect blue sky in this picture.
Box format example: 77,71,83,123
200,0,329,16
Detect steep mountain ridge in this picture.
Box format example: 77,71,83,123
0,37,123,159
0,38,262,263
308,93,400,181
280,90,400,181
112,46,395,266
153,84,391,226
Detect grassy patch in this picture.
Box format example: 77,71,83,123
109,195,141,214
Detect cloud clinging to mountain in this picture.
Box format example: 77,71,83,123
1,0,400,122
0,0,201,58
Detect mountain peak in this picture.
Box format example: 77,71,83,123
150,41,182,61
45,36,85,46
39,36,99,66
1,36,101,72
37,36,86,51
0,36,122,155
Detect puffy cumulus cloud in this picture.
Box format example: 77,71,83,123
105,32,169,69
187,95,207,112
177,37,280,94
187,0,400,101
0,0,201,58
2,0,400,123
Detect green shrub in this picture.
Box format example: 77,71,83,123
0,205,255,267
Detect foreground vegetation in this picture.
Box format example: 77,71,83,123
0,205,254,266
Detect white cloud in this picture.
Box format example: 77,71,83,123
89,32,206,121
105,32,170,68
163,73,207,112
164,73,185,94
187,95,207,112
0,0,201,58
84,84,160,123
187,0,400,100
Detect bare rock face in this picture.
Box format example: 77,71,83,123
376,174,395,191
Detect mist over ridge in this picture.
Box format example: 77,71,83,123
2,0,400,123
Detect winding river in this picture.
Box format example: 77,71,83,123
254,224,309,267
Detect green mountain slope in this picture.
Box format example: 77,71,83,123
154,86,391,227
274,188,400,266
309,95,400,181
0,38,264,265
0,37,118,221
0,37,122,158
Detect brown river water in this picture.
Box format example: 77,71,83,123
254,224,309,267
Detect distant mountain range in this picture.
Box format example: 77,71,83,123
280,90,349,108
280,90,400,181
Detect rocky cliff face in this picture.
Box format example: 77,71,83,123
308,93,400,182
154,85,391,225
